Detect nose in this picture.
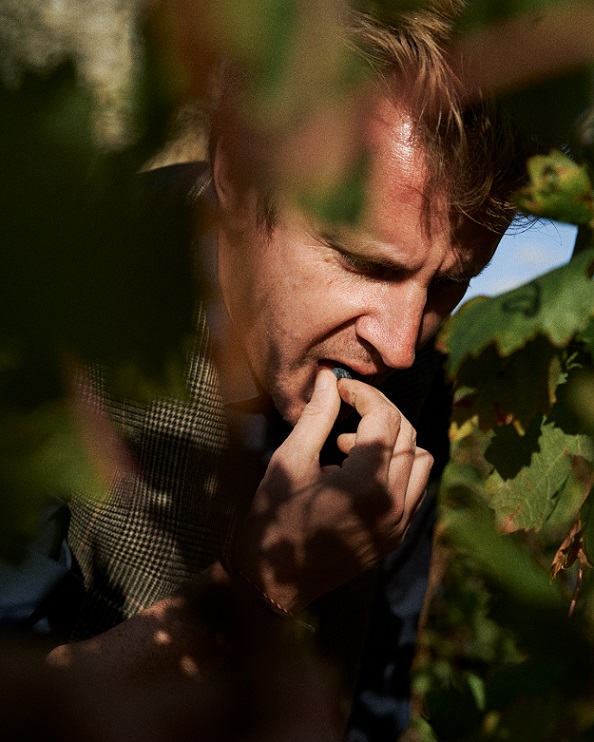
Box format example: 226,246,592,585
354,285,426,370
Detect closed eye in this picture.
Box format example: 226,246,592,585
325,239,403,282
432,257,492,290
429,274,471,290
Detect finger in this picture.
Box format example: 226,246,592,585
337,378,402,478
390,413,417,463
336,432,356,455
386,424,428,493
395,447,433,524
408,448,434,502
337,378,402,448
407,483,428,524
276,368,341,466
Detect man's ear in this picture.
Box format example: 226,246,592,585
212,139,251,225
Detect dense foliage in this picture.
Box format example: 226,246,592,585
414,3,594,736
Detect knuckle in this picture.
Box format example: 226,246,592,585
416,446,434,467
269,441,301,475
383,405,401,430
391,501,406,526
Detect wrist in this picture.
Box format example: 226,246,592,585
225,526,306,615
219,553,294,618
217,555,316,637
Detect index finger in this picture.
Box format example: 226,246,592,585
336,378,403,476
337,377,403,447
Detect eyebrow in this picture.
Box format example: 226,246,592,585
432,262,490,285
319,229,404,269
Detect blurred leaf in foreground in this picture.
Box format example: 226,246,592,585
0,46,196,555
204,0,371,225
455,0,571,32
0,401,103,562
0,54,197,394
515,150,594,226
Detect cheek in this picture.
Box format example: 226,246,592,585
289,268,351,326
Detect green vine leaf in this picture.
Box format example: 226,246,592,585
575,317,594,366
451,337,560,436
566,367,594,434
439,248,594,375
455,0,573,33
514,150,594,225
484,411,594,533
440,476,564,607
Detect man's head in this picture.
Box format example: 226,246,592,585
211,3,530,424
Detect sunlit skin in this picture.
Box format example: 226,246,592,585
216,96,502,425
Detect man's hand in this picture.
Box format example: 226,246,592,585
46,368,430,711
230,368,433,613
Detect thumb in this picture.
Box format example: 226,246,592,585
277,369,341,464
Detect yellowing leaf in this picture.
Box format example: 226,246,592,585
515,150,594,226
449,414,479,442
485,413,594,532
550,518,591,582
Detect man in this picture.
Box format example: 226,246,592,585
47,4,527,738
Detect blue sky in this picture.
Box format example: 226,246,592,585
462,219,577,304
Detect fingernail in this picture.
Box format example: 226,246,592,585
315,368,332,391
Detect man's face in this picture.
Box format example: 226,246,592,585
216,98,501,425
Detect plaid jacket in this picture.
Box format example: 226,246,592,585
66,164,240,638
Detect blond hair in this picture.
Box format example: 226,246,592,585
346,4,528,232
209,1,530,233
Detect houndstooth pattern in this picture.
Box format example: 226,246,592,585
67,302,235,638
65,163,239,639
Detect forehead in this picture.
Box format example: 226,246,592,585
363,97,442,232
357,96,499,268
366,97,427,186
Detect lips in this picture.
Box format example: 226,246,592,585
317,359,390,387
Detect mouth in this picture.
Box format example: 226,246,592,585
317,359,389,387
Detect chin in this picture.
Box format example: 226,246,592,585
272,391,306,427
266,371,312,426
282,401,306,427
